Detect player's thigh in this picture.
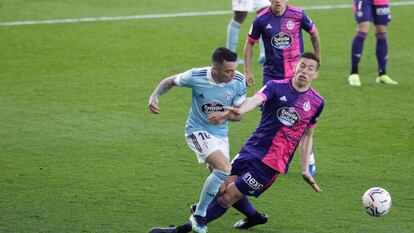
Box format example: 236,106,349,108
373,4,391,26
353,0,373,25
206,150,231,172
253,0,270,12
232,0,253,12
185,131,229,164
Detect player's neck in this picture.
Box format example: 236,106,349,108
271,5,287,16
210,70,222,84
292,80,310,93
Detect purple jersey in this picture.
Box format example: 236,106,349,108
239,79,324,173
248,6,316,81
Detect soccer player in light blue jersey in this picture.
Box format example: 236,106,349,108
148,47,247,233
226,0,270,66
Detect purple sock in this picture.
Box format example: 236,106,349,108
376,32,388,76
205,196,230,223
232,196,257,218
351,31,367,74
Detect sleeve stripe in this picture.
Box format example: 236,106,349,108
248,36,259,43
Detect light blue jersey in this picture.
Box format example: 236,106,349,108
174,67,247,138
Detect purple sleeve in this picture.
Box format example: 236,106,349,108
301,11,316,33
258,80,276,103
309,101,324,128
247,18,262,43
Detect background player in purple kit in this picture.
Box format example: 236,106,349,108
348,0,398,86
148,52,324,233
244,0,321,86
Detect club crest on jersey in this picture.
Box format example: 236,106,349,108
271,32,292,49
303,101,311,111
202,102,224,114
277,107,300,126
286,20,294,30
225,91,234,104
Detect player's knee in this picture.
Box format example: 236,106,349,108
375,26,387,34
234,12,247,23
357,22,370,33
212,169,230,182
219,184,243,206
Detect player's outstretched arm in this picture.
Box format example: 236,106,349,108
309,28,321,63
208,94,264,124
300,127,322,193
237,94,264,115
243,41,256,87
148,75,176,114
208,107,242,124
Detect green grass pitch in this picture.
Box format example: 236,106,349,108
1,0,413,232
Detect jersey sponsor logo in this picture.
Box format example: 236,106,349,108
266,23,272,29
376,7,390,16
286,20,294,30
202,102,224,114
243,172,264,190
277,107,300,126
303,101,311,111
279,96,287,102
271,32,292,49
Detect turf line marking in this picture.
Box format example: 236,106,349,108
1,1,414,27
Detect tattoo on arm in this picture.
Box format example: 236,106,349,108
150,77,175,100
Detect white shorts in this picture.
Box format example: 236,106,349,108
232,0,270,12
185,131,230,164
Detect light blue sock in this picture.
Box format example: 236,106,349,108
194,169,230,217
259,36,265,58
226,19,241,52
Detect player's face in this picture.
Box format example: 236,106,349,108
213,60,238,83
270,0,288,13
293,58,318,88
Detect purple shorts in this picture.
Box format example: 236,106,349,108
353,0,391,25
231,153,279,197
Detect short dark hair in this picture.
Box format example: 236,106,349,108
299,52,320,70
212,47,237,65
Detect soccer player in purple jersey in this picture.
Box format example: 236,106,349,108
348,0,397,86
148,52,324,233
243,0,320,86
243,0,319,181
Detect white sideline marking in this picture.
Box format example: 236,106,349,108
1,1,414,27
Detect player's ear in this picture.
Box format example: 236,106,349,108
313,71,319,80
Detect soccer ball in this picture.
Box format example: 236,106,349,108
362,187,392,217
